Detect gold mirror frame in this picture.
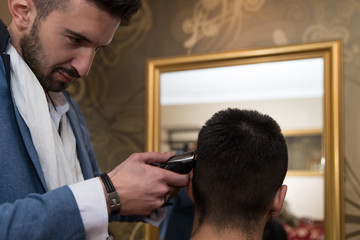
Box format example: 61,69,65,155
145,40,343,240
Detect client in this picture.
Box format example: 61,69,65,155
186,108,288,240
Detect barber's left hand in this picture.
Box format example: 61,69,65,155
107,151,189,216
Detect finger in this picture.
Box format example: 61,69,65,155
131,151,172,164
162,170,190,187
162,151,174,158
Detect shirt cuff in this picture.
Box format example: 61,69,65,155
69,178,108,240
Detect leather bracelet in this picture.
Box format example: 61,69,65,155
100,173,121,215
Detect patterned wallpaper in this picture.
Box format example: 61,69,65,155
1,0,360,239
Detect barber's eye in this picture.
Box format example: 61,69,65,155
69,36,82,45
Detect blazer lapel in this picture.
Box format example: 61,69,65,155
13,94,95,186
66,103,95,180
12,94,49,191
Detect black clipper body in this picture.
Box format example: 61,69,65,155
159,150,196,174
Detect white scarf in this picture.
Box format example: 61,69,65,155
8,44,84,190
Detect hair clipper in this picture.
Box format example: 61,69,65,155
159,150,196,174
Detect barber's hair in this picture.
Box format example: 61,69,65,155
32,0,141,26
192,108,288,233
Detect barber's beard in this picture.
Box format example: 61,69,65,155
19,25,76,92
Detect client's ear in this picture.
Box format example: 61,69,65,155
185,172,195,202
270,185,287,218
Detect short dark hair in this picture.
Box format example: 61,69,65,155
86,0,141,26
192,108,288,233
32,0,141,26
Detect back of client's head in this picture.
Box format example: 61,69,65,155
191,108,288,236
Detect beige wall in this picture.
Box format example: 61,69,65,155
160,97,322,152
2,0,360,238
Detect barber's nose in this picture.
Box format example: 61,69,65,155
71,48,95,77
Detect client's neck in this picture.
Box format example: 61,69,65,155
190,223,263,240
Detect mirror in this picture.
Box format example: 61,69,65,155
145,41,343,240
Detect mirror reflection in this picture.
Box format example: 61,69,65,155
160,58,324,172
159,58,325,232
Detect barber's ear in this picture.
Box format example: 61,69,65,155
270,185,287,218
8,0,35,31
185,172,194,202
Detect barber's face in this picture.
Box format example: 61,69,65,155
20,0,120,92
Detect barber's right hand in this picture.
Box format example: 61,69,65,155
107,152,189,216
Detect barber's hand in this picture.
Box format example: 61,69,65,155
107,152,189,216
